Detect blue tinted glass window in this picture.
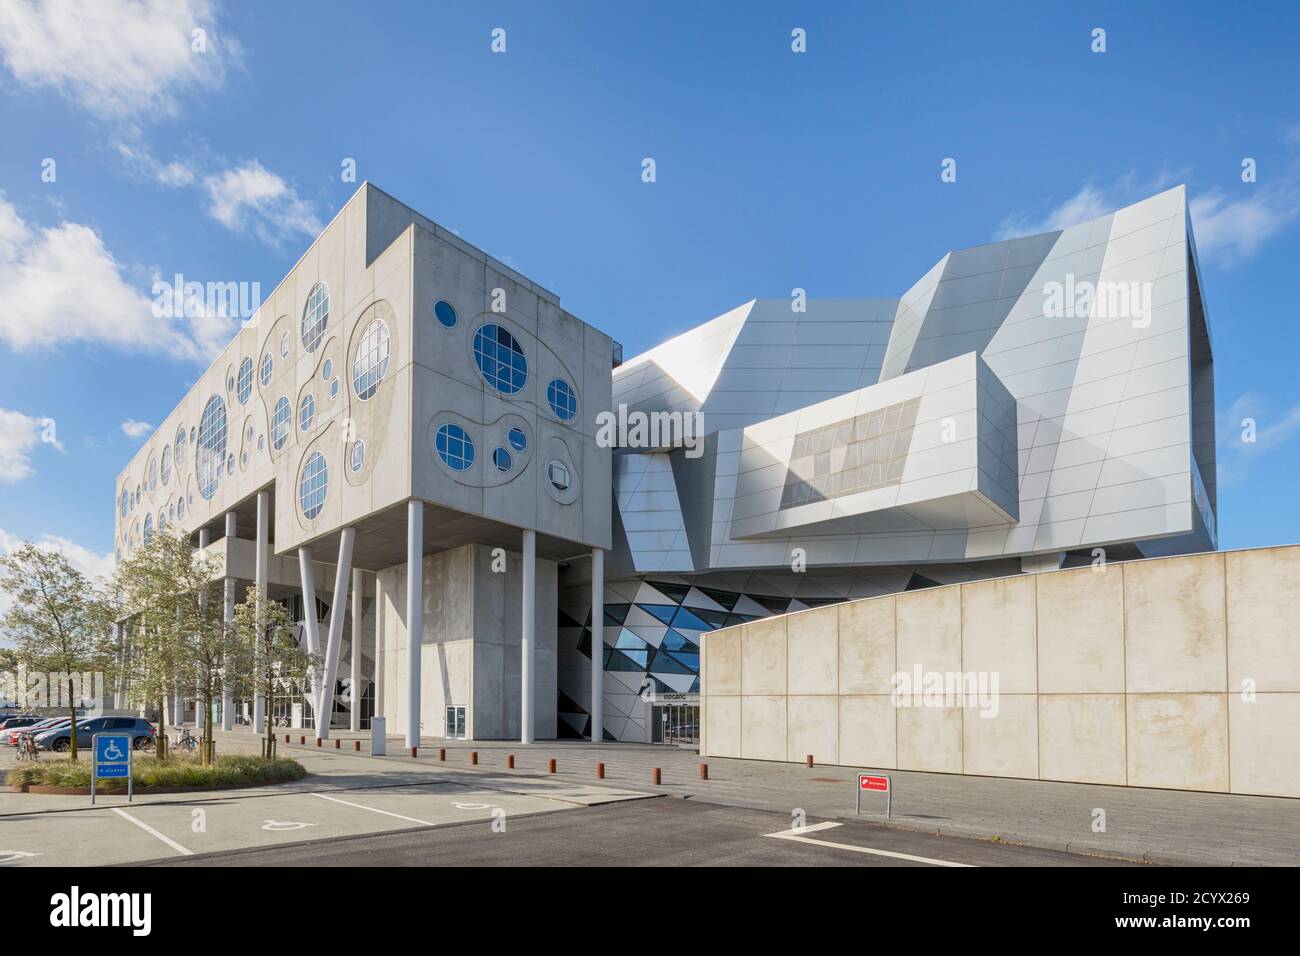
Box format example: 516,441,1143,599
472,324,527,394
434,299,457,329
546,378,577,420
492,447,511,471
435,423,474,471
507,427,527,452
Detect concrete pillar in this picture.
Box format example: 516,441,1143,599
590,548,604,744
317,528,355,740
374,577,385,727
521,529,536,745
350,568,363,733
405,500,423,749
222,513,235,730
254,490,269,733
298,546,320,724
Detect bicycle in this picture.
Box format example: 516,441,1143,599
172,728,199,752
15,734,39,762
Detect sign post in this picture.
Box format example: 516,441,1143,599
92,733,132,805
855,772,890,817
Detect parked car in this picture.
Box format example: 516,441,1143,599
6,716,69,746
34,716,155,752
0,715,43,732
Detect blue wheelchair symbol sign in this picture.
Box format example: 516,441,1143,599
95,734,130,778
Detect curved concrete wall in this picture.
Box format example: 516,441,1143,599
701,545,1300,797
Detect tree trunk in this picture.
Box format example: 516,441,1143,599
67,676,78,761
156,695,168,760
203,682,213,766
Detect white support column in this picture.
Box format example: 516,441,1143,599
298,546,321,720
317,528,355,741
222,513,236,730
350,568,363,733
405,500,423,749
590,548,604,744
254,491,269,733
521,529,536,745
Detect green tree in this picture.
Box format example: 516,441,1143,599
0,543,114,760
230,586,316,759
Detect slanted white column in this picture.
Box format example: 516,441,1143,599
405,501,423,749
298,546,321,724
317,528,355,741
350,568,363,733
254,490,269,733
521,529,536,745
222,513,236,730
590,548,604,744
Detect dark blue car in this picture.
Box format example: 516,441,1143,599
34,716,156,752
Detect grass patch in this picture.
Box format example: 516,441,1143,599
6,753,307,791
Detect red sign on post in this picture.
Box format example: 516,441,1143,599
859,774,889,791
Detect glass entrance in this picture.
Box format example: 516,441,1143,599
651,703,699,744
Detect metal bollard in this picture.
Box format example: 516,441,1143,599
439,748,445,761
806,754,814,768
596,762,605,779
354,740,361,751
316,738,322,747
299,735,305,745
652,767,661,785
470,751,478,765
410,746,417,758
284,734,290,744
699,763,709,780
335,738,340,749
548,758,557,774
507,754,515,769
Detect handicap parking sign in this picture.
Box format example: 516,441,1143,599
92,733,133,801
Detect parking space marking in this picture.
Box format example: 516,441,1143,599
309,791,433,826
764,822,974,867
111,808,194,857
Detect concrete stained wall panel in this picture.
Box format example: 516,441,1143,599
1124,552,1227,693
740,696,787,761
838,596,895,695
896,705,962,774
741,616,787,696
705,627,741,695
1126,693,1229,792
786,608,838,695
1037,565,1125,694
838,696,897,769
962,694,1038,779
706,696,741,758
1229,693,1300,797
1226,546,1300,691
896,586,961,675
1038,694,1127,785
961,575,1036,694
787,696,839,764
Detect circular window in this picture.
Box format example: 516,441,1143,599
189,426,196,444
147,456,157,492
260,352,273,386
119,488,128,518
322,358,333,381
299,451,328,519
472,324,527,394
351,439,365,473
546,378,577,421
547,460,571,491
302,282,329,353
174,426,187,469
492,447,511,472
507,427,527,452
329,377,340,400
271,397,291,449
257,435,265,452
160,445,172,485
157,511,166,532
434,299,457,329
177,497,185,520
246,424,254,442
237,357,253,404
280,330,290,358
226,374,234,393
435,423,474,471
196,396,227,501
143,513,153,546
241,450,249,468
353,318,391,401
299,394,315,432
226,455,234,475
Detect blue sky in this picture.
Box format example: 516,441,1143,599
1,0,1298,578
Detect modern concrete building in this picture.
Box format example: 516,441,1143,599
115,183,1222,754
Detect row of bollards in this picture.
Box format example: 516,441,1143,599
274,732,714,785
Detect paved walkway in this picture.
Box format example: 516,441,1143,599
222,727,1300,866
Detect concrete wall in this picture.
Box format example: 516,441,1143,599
701,545,1300,798
374,543,557,740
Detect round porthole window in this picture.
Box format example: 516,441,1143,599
547,459,571,491
322,358,333,381
351,439,365,473
435,423,474,471
299,451,328,519
492,447,511,471
507,427,527,452
434,299,457,329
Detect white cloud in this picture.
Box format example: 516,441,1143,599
114,140,196,187
1189,186,1300,266
994,185,1111,240
0,196,239,360
0,408,54,483
0,0,239,119
1216,393,1300,487
202,160,322,246
120,420,153,439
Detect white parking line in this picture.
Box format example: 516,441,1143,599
764,822,974,867
111,808,193,857
309,791,434,826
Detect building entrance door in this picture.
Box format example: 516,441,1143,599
651,703,699,745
